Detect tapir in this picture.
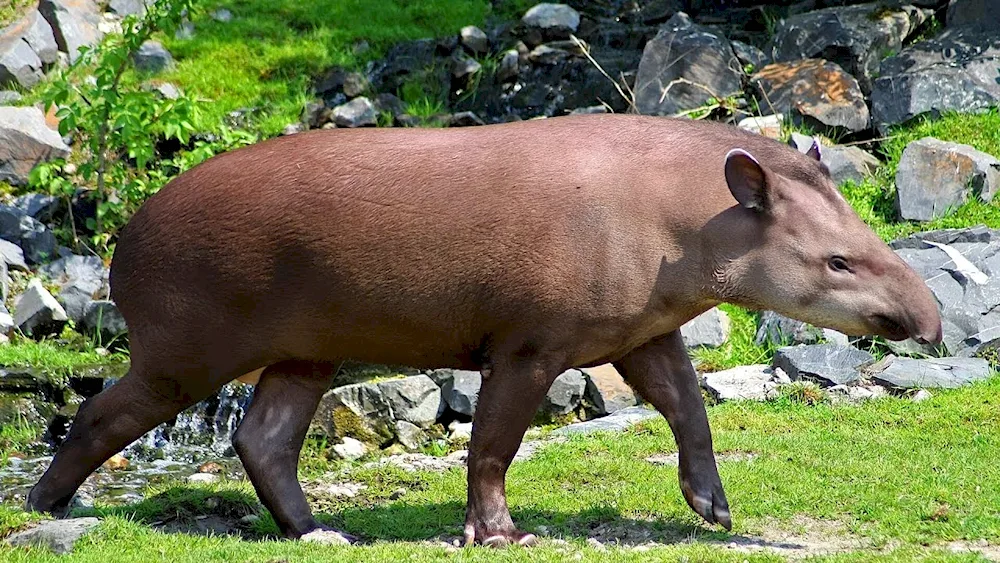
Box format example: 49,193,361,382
26,114,942,546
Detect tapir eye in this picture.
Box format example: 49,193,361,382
828,256,851,273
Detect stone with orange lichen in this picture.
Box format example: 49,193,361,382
751,59,869,134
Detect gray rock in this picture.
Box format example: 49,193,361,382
0,237,28,272
21,9,60,65
521,3,580,39
451,56,481,79
823,146,881,186
947,0,997,28
0,106,71,186
701,365,787,402
773,344,876,386
155,82,181,100
895,137,1000,222
751,59,870,134
768,2,931,94
447,111,485,127
581,363,638,415
738,114,783,139
429,369,481,416
755,310,825,346
394,420,425,450
14,278,69,337
0,262,7,303
187,472,218,484
542,369,585,415
40,254,107,321
108,0,151,17
870,356,992,389
634,12,742,116
680,307,731,348
497,49,519,83
570,105,609,115
133,41,173,73
82,299,128,343
911,388,933,402
0,90,22,104
333,437,367,460
0,35,43,89
210,8,233,23
872,26,1000,133
38,0,105,63
19,217,58,264
5,517,100,554
554,406,659,436
282,123,304,136
331,96,376,128
376,374,441,428
460,25,489,54
0,301,13,334
15,193,60,222
342,72,368,98
731,39,768,73
527,44,571,65
448,421,473,442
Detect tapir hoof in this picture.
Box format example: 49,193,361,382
24,487,74,519
682,477,732,531
299,527,357,545
463,523,538,548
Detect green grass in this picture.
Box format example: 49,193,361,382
154,0,504,135
0,0,33,28
2,377,998,561
0,339,126,373
692,305,775,372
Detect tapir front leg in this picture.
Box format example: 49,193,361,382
614,330,732,530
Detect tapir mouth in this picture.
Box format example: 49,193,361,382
871,314,910,341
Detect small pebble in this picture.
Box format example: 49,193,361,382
912,389,932,403
187,472,218,484
239,514,260,525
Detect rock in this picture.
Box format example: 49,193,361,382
738,114,783,139
310,482,367,498
429,369,481,416
0,90,22,104
581,364,638,415
40,254,107,322
187,472,218,484
18,217,58,264
103,453,128,470
911,388,933,402
282,123,304,136
701,365,786,402
680,307,731,348
0,237,28,272
82,300,128,342
342,72,368,98
197,461,223,474
0,36,43,89
895,137,1000,222
5,517,100,554
521,3,581,40
38,0,105,63
132,40,173,73
108,0,151,17
0,302,11,334
447,111,485,127
768,2,931,94
872,26,1000,133
947,0,996,28
374,93,405,117
751,59,870,134
772,344,876,386
333,437,368,461
497,49,519,82
822,146,881,186
451,56,481,80
155,82,181,100
19,10,60,65
395,420,425,450
376,375,442,428
460,25,489,54
331,96,376,128
554,406,659,436
174,20,194,40
13,278,68,337
755,310,825,346
448,421,473,442
527,44,571,65
827,383,887,403
870,356,991,389
0,106,71,186
542,369,585,415
731,39,768,72
210,8,233,23
634,12,742,116
570,105,609,115
15,193,60,222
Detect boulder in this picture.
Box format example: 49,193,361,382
429,369,481,416
82,299,128,343
15,193,60,222
13,278,69,337
895,137,1000,222
0,90,22,104
0,106,71,186
460,25,489,54
751,59,870,134
772,344,876,386
395,420,426,450
38,0,104,63
313,375,441,443
554,406,659,436
947,0,998,28
731,39,768,72
374,374,441,428
755,310,825,346
5,517,100,555
20,9,60,65
0,237,28,272
342,72,368,98
521,3,581,41
581,363,638,415
18,215,59,264
768,2,931,94
701,365,790,402
331,96,376,128
132,40,173,73
634,13,741,117
0,301,13,335
869,355,991,389
108,0,151,17
787,133,880,186
872,26,1000,133
0,36,43,89
39,254,108,321
497,49,520,83
680,307,730,348
541,369,585,415
447,111,485,127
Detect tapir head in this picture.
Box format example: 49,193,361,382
718,141,942,345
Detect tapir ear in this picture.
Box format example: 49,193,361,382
725,149,768,211
806,138,822,161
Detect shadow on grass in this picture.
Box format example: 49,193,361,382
81,485,736,548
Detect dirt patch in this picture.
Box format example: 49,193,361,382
152,514,246,537
645,451,759,466
709,515,872,558
944,540,1000,561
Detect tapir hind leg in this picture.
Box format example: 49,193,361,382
25,355,245,515
614,330,732,530
464,351,564,547
230,360,347,542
